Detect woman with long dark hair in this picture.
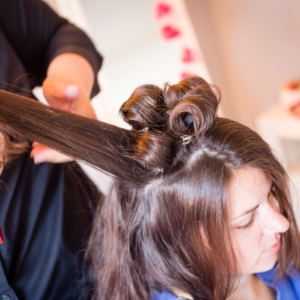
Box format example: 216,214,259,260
0,76,300,300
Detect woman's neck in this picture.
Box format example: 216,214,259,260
173,273,275,300
226,274,258,300
227,274,276,300
173,275,257,300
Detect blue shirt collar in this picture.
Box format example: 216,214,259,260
153,267,300,300
256,267,300,300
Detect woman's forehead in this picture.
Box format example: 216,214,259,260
228,168,272,219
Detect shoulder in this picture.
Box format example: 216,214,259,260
257,266,300,299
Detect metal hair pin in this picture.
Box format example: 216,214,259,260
138,127,149,133
181,135,192,145
156,167,164,178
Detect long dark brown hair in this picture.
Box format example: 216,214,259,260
0,77,299,300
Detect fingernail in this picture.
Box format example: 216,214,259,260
34,155,46,164
64,84,79,99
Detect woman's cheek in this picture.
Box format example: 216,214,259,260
232,230,261,273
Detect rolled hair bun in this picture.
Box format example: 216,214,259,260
120,84,168,132
119,76,220,176
121,77,219,137
165,76,220,137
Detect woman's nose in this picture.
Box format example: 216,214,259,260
262,211,290,236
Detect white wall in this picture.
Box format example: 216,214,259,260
185,0,300,129
81,0,180,126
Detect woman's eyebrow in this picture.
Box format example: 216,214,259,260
233,204,259,220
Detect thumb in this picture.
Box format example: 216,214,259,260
43,78,65,100
63,83,80,100
43,77,79,101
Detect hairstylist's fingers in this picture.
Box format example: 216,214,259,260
42,77,76,111
63,83,80,99
42,76,96,119
30,143,73,164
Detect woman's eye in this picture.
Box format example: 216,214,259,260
269,189,280,212
236,212,256,230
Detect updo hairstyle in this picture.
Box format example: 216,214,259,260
120,76,219,177
90,77,300,300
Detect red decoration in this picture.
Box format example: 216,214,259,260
181,72,194,80
0,225,3,244
286,81,299,90
155,2,171,19
161,25,180,40
182,48,194,63
290,101,300,117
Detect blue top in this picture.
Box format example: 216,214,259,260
152,267,300,300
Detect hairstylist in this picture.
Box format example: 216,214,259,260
0,0,102,299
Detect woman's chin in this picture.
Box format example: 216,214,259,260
255,254,278,274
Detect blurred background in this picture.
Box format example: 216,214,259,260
42,0,300,217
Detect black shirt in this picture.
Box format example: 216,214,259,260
0,0,103,299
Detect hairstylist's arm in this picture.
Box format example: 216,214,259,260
0,0,102,163
30,53,96,164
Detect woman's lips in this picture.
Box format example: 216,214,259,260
265,240,281,254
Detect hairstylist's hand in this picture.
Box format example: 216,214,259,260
30,53,96,164
42,75,96,119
